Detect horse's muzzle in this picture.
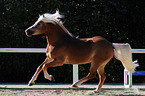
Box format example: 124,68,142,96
25,29,35,37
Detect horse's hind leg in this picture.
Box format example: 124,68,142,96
71,71,96,88
71,61,99,87
95,65,106,93
71,59,110,93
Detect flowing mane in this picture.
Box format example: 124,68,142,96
33,10,74,37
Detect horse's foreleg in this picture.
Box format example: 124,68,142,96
28,64,43,86
42,59,63,81
28,58,50,86
43,66,55,81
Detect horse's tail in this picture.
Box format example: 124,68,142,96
113,43,139,73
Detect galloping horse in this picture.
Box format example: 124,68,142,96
25,11,138,93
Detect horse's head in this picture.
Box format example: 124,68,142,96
25,10,63,37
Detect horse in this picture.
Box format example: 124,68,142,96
25,10,138,93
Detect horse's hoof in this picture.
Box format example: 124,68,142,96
87,90,100,95
70,84,79,88
28,81,35,86
52,77,55,81
93,89,100,93
50,75,55,81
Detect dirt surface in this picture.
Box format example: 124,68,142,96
0,88,145,96
0,84,145,96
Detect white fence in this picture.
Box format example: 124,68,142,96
0,48,78,83
0,48,145,86
0,48,46,53
124,49,145,88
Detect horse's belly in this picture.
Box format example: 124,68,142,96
63,52,93,64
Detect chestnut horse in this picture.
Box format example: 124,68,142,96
25,11,138,93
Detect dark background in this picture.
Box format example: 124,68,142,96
0,0,145,84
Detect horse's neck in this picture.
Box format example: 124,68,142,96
45,23,71,45
55,22,73,37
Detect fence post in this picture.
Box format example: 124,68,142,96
73,64,78,83
124,69,132,88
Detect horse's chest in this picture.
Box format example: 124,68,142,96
46,45,66,59
46,45,54,59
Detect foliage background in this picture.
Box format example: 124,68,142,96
0,0,145,83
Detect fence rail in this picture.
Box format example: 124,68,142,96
0,48,46,53
1,48,145,53
131,49,145,53
0,48,145,85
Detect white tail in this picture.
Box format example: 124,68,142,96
113,43,139,73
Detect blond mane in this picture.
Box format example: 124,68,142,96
30,10,74,37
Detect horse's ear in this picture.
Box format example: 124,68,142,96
43,14,45,17
39,14,40,17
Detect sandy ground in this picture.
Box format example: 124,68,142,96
0,83,145,96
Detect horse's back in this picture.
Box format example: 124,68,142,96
80,36,113,48
63,36,113,64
